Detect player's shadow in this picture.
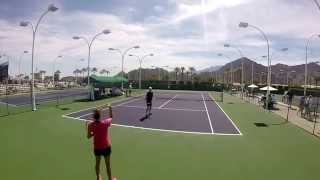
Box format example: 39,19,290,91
59,107,70,111
139,113,152,122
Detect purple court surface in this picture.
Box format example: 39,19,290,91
63,91,242,135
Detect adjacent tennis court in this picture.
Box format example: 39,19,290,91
0,89,88,106
63,91,241,135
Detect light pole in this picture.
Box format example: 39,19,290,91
162,66,174,88
151,65,167,81
239,22,271,108
250,56,266,85
224,44,244,95
73,29,111,99
258,72,264,85
18,51,28,80
279,69,286,85
263,48,288,84
313,0,320,11
151,66,159,80
217,53,233,85
20,4,58,111
107,66,118,77
287,70,296,86
129,53,154,89
75,58,85,85
251,62,254,84
304,34,320,97
52,55,62,86
270,47,289,65
108,46,140,89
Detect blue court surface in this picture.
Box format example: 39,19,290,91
63,91,242,135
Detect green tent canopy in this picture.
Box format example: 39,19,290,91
90,75,128,88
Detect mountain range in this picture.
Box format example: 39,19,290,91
210,57,320,85
197,65,223,73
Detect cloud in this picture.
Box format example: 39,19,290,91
172,0,251,23
1,0,320,77
153,5,165,12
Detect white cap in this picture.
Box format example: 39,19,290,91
149,86,152,90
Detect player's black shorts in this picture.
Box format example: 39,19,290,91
94,146,111,156
146,101,152,106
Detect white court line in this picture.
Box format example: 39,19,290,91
64,96,143,117
72,104,205,120
111,124,214,135
67,97,144,119
214,132,242,136
62,115,88,122
209,93,242,135
201,93,214,134
64,106,95,116
78,113,93,119
62,115,213,135
120,105,206,112
62,114,241,136
0,101,18,107
114,97,143,107
158,94,178,108
160,107,205,112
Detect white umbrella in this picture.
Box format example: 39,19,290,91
260,86,278,91
248,84,258,88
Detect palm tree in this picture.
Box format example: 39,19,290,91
73,69,81,84
188,67,196,84
174,67,180,83
99,69,106,76
39,70,46,82
81,68,86,75
186,71,190,81
180,67,185,83
92,67,98,75
81,68,87,82
73,69,78,77
39,70,46,74
77,69,81,75
54,70,61,82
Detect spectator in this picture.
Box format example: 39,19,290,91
298,96,305,117
305,95,313,120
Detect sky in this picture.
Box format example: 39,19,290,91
0,0,320,77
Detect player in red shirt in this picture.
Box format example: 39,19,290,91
86,105,116,180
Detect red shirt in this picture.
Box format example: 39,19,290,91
88,118,112,149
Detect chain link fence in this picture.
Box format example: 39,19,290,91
0,83,89,116
232,90,320,138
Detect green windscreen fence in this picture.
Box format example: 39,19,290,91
128,80,225,92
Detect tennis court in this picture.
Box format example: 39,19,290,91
63,91,241,135
0,89,88,106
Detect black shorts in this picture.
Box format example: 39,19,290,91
146,101,152,106
94,146,111,156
